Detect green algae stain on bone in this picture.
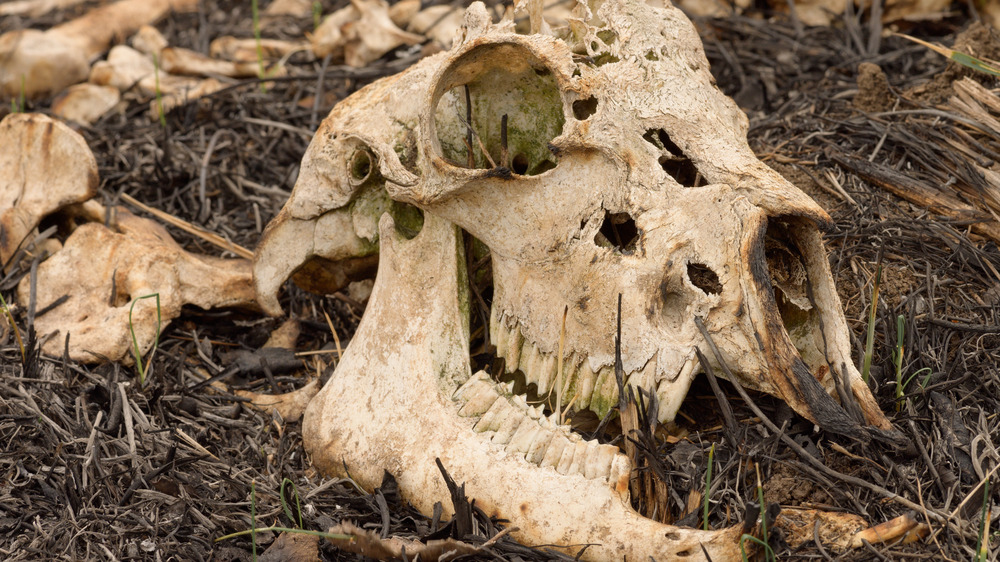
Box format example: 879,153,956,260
434,51,564,175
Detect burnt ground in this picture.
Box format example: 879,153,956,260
1,1,999,560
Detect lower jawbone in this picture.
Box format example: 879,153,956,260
301,208,892,562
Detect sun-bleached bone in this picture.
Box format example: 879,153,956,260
311,0,424,66
22,205,255,363
52,83,121,125
0,0,198,99
255,0,898,558
0,113,97,268
302,213,746,560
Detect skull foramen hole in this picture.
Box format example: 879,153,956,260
687,262,722,295
572,96,598,120
642,128,708,187
433,43,563,175
595,210,639,254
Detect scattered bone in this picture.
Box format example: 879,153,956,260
209,36,308,63
146,77,225,121
22,205,255,363
0,113,97,268
264,318,301,349
326,521,484,561
263,0,313,19
160,46,280,78
407,5,465,50
0,0,198,99
89,45,157,92
51,83,121,125
132,24,169,58
388,0,421,29
0,0,87,18
311,0,424,67
236,379,318,423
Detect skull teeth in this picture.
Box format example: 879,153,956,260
490,309,671,421
454,372,631,486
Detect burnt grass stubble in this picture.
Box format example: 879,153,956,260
1,1,999,560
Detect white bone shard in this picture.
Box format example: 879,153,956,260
254,1,898,559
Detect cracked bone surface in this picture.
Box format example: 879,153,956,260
255,1,895,558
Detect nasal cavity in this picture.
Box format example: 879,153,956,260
595,210,639,254
642,128,708,187
687,262,722,295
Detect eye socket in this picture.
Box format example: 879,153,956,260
432,42,564,176
349,148,374,184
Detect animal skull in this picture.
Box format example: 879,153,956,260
254,1,894,559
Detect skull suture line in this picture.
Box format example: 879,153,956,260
254,2,896,559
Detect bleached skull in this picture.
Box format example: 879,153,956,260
254,1,894,559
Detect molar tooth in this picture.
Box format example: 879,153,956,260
589,365,620,419
589,444,619,480
490,406,525,444
455,373,499,417
494,317,511,359
525,428,554,465
573,440,599,478
539,435,568,469
573,358,599,411
489,305,500,345
507,417,540,456
556,440,586,475
608,455,632,496
554,354,579,411
522,343,543,388
534,352,556,395
506,325,525,373
655,357,698,423
474,393,511,433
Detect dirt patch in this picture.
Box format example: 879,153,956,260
854,62,895,112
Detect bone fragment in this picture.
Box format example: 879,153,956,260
0,113,97,268
21,206,255,363
209,37,309,63
89,45,157,91
160,46,282,78
236,379,318,423
311,0,424,66
407,6,465,50
132,25,169,58
51,83,120,125
0,0,87,17
0,0,198,99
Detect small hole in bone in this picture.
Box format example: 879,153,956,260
676,550,691,557
645,50,659,61
572,96,598,120
511,153,530,175
664,531,681,540
350,149,373,182
597,29,617,45
596,211,639,254
643,128,708,187
687,263,722,295
389,201,424,240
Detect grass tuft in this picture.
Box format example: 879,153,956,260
128,294,162,386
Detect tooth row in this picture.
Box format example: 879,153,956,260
454,371,631,487
492,309,667,420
